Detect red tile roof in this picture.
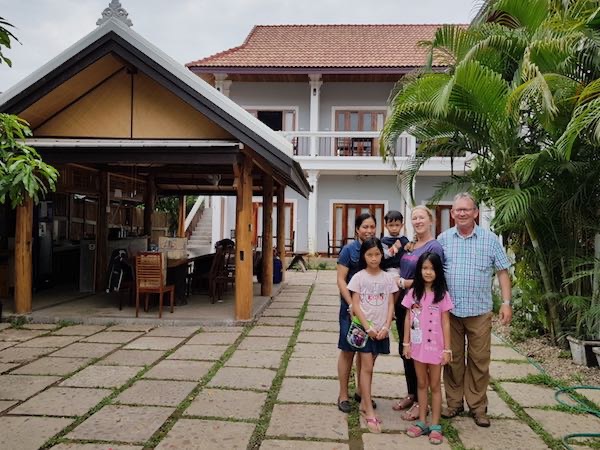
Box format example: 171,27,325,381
187,24,458,71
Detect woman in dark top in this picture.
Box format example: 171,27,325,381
336,212,376,413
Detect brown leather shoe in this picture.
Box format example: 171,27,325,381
441,405,464,419
473,412,491,427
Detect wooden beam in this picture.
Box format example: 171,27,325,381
143,174,156,237
276,184,286,283
14,197,33,314
261,175,274,296
95,172,109,292
235,154,254,320
177,195,186,238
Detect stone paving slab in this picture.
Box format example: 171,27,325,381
52,325,107,336
372,372,406,399
144,359,212,381
97,349,165,366
491,333,509,345
208,366,276,391
0,362,17,373
144,326,200,337
68,404,173,443
0,341,16,350
23,323,57,330
0,346,58,363
363,432,451,449
185,388,266,419
487,389,517,418
278,377,338,404
581,388,600,406
306,305,339,314
187,332,240,345
167,344,226,361
271,296,307,303
10,386,110,416
261,441,349,450
0,328,47,341
308,296,340,306
0,400,17,412
293,343,339,359
453,416,549,449
303,312,337,322
11,356,92,376
282,286,312,293
123,336,185,350
60,365,141,388
0,374,60,400
0,416,72,450
285,356,338,378
500,382,564,407
107,324,155,332
257,316,297,326
116,379,196,407
491,346,529,361
155,418,255,450
358,397,411,432
247,326,295,337
490,361,540,380
262,308,301,317
15,335,82,348
296,331,338,344
524,408,600,440
300,320,339,332
51,342,121,358
225,349,284,369
0,323,11,330
268,404,348,440
239,336,290,351
202,326,246,333
51,444,143,450
80,331,144,344
373,354,404,374
269,301,304,310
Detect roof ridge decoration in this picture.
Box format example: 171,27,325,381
97,0,133,27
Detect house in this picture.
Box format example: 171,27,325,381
187,24,483,255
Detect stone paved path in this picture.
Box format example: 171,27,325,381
0,271,599,449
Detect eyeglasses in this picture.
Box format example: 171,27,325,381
453,208,476,214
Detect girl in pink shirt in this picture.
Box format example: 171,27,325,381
401,252,453,445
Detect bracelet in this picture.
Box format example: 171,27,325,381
366,327,375,334
402,343,410,347
381,326,388,331
442,349,452,353
398,277,406,289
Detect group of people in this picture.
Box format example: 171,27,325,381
336,192,513,444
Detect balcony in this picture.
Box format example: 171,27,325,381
279,131,416,158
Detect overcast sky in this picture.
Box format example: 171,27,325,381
0,0,479,91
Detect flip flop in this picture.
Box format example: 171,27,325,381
401,402,421,421
337,398,352,413
364,416,382,433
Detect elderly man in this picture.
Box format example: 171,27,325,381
437,193,512,427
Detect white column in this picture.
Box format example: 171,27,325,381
308,74,322,157
307,170,320,254
214,73,232,97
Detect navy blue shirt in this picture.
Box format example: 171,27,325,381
381,235,410,271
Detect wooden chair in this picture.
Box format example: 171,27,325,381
135,252,175,318
197,246,225,303
327,231,344,257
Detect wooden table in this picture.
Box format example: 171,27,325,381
167,251,214,303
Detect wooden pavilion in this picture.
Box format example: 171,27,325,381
0,14,310,320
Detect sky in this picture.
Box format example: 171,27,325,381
0,0,480,92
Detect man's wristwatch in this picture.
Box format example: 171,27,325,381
502,300,512,306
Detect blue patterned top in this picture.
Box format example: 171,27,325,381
437,225,510,318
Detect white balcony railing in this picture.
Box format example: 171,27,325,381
278,131,416,158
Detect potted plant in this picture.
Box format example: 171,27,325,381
564,294,600,367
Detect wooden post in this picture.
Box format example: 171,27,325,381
143,174,156,238
14,197,33,314
261,176,274,296
95,171,109,292
235,154,254,320
177,195,186,238
276,184,286,283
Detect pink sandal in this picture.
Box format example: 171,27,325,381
401,402,421,421
406,420,429,437
364,416,382,433
392,395,414,411
428,425,443,444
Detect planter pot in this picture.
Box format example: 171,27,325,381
567,336,600,367
593,347,600,367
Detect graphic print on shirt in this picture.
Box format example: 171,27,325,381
410,304,422,344
361,282,385,307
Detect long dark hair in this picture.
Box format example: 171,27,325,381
412,252,447,304
358,237,384,271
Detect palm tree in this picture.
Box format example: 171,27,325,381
381,0,600,341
